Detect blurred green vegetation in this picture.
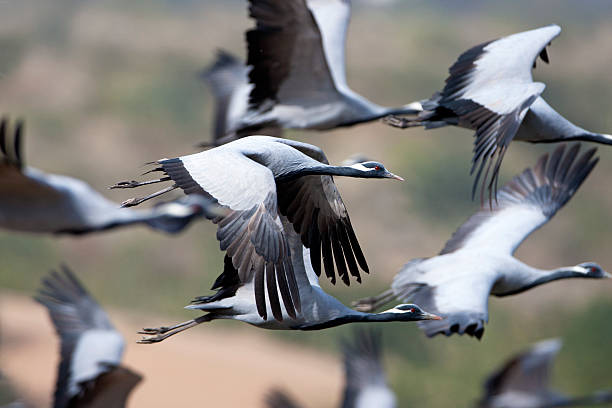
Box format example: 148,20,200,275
1,0,611,406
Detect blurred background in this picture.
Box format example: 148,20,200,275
1,0,611,406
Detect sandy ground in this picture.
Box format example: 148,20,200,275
0,292,341,408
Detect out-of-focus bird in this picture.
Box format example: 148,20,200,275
200,50,283,145
0,371,27,408
0,118,223,235
112,135,406,323
35,265,142,408
385,25,612,201
339,329,396,408
354,144,609,339
264,329,396,408
478,338,612,408
210,0,419,142
136,215,439,343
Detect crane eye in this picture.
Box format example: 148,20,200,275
409,308,415,313
374,165,381,170
590,266,598,273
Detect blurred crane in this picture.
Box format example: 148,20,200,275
35,265,142,408
478,338,612,408
205,0,419,144
200,50,283,144
265,329,396,408
355,144,609,339
0,118,223,235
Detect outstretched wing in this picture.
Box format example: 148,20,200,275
480,338,562,404
35,266,124,408
151,147,299,322
341,329,396,408
438,25,561,199
275,139,369,286
391,258,495,339
246,0,343,108
440,143,598,256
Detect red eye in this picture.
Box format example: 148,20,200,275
375,166,381,170
409,308,415,313
591,266,598,273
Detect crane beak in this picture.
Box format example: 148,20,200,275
385,171,404,181
423,311,442,320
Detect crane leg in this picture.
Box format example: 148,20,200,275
137,314,212,344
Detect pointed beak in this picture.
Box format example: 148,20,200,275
604,271,612,279
423,311,442,320
385,171,404,181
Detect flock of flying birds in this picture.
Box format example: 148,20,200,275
1,0,612,406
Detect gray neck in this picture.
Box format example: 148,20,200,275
496,266,588,297
571,132,612,145
276,164,371,182
518,97,612,144
298,311,412,330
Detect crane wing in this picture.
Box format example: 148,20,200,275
443,25,560,103
246,0,341,108
157,148,300,321
391,258,496,339
277,174,368,286
480,339,562,403
35,266,123,408
275,138,368,286
440,144,598,256
0,118,123,233
437,25,561,199
307,0,351,91
200,50,251,141
70,366,142,408
0,118,64,201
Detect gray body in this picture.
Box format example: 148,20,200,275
35,266,142,408
355,144,609,339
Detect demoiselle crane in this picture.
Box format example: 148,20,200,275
200,50,282,145
137,220,439,343
478,338,612,408
0,118,223,235
265,329,396,408
354,144,609,339
35,265,142,408
215,0,419,141
385,25,612,201
112,135,410,324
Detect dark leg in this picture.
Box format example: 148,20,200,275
382,115,420,129
137,314,212,344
